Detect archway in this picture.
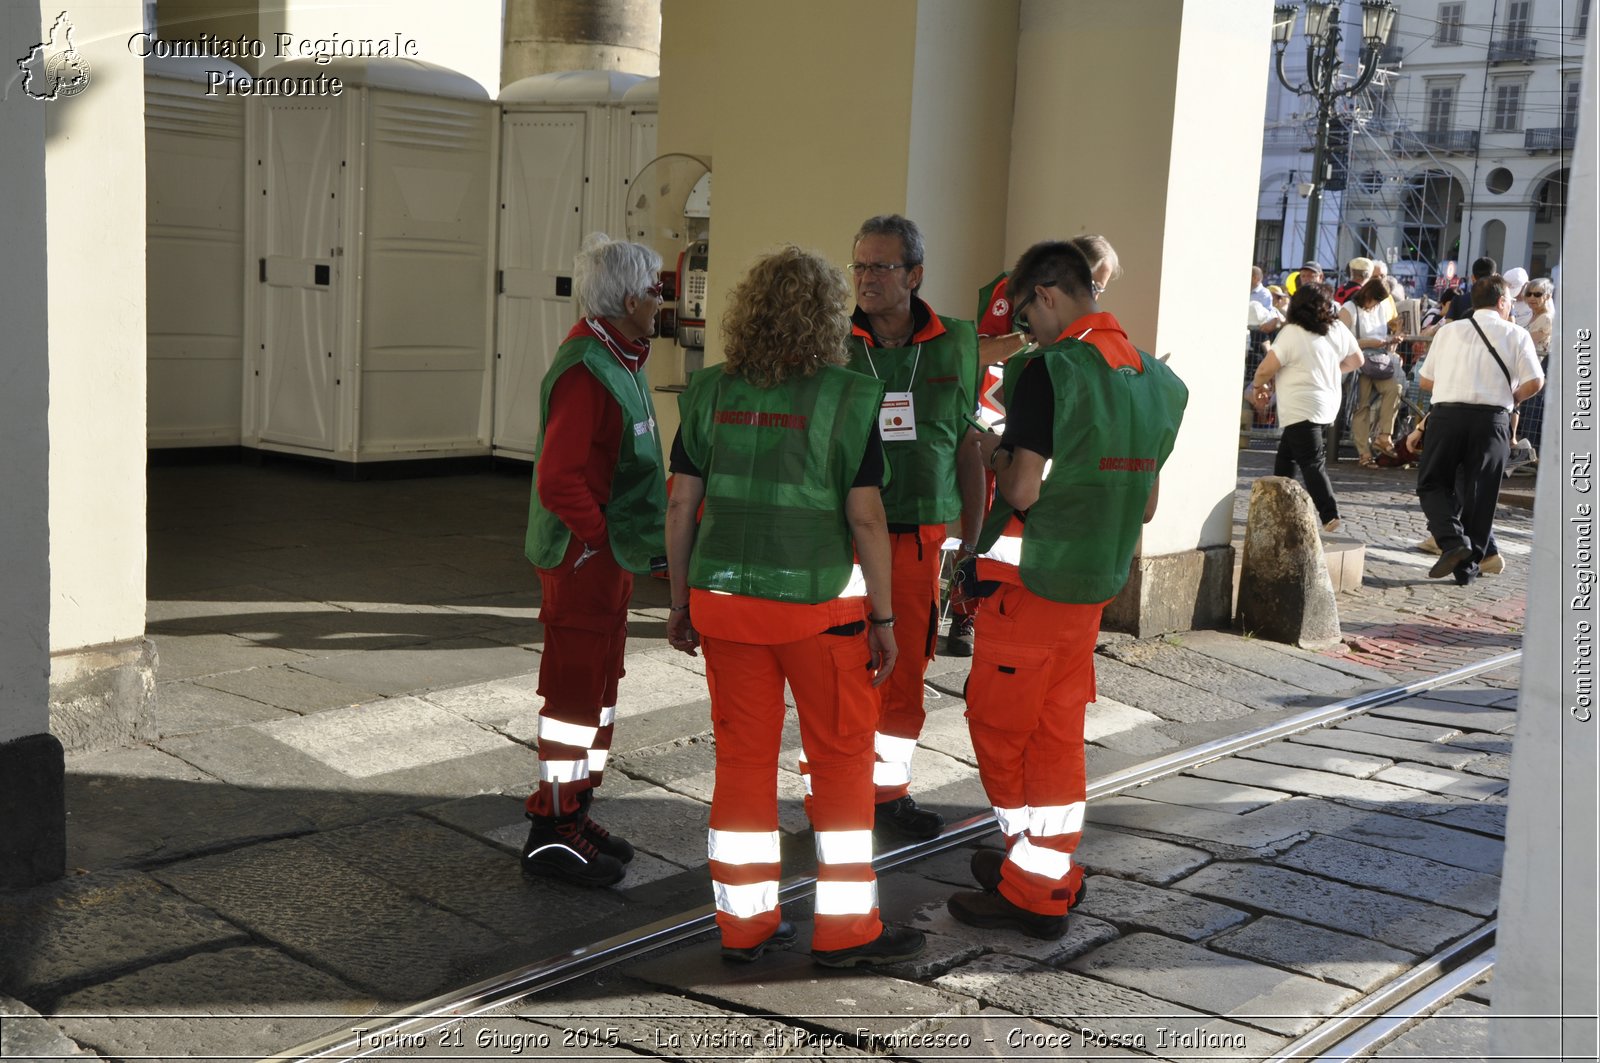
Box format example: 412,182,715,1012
1481,218,1507,265
1529,167,1568,277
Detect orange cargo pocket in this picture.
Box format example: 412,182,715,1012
823,632,879,740
965,639,1052,734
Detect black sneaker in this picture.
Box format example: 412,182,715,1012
1429,545,1474,579
970,848,1089,906
874,796,944,841
812,925,926,968
521,814,626,887
574,791,634,864
947,889,1067,940
945,614,974,657
721,920,797,963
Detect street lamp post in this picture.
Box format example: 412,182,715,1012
1272,0,1397,265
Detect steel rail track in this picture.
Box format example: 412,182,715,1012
267,649,1521,1062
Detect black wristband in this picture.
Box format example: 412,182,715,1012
669,604,690,613
869,614,897,627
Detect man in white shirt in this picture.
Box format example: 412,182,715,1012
1250,266,1273,310
1417,275,1545,584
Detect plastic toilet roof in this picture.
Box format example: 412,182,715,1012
500,69,648,104
260,57,489,100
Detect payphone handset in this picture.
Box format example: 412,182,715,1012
676,239,710,350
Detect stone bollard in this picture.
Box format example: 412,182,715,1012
1236,476,1342,649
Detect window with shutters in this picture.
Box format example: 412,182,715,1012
1492,82,1523,132
1437,3,1463,43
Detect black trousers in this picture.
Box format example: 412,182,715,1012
1416,404,1510,563
1275,420,1338,524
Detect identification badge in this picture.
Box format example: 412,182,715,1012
633,416,655,437
879,392,917,441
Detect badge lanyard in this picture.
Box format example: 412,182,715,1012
589,319,657,446
865,342,922,443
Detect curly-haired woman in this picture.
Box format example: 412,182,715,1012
1250,283,1364,530
664,246,924,969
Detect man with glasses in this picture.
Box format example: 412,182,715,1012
522,233,669,887
832,214,985,842
953,240,1187,938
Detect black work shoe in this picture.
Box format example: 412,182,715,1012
812,925,926,968
970,848,1089,905
521,814,626,887
575,790,634,863
947,889,1068,940
1429,545,1474,579
721,920,797,963
945,615,974,657
874,796,944,841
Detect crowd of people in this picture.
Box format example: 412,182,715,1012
1247,253,1549,583
520,219,1188,967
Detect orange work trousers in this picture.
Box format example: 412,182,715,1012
703,625,882,952
526,535,632,818
871,525,945,802
965,582,1103,916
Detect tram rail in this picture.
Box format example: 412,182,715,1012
269,649,1521,1063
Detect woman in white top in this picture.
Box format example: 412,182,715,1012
1339,277,1405,467
1524,279,1554,359
1251,283,1364,531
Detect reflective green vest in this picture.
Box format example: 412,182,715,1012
678,364,884,604
978,341,1188,603
844,316,977,524
524,335,667,574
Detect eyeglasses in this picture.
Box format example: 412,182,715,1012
1091,281,1107,298
846,262,909,277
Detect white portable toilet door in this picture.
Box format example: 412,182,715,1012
494,111,589,457
256,98,342,451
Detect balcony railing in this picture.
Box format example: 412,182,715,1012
1488,37,1537,62
1392,129,1480,155
1524,127,1576,152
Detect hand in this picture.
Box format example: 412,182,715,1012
1250,383,1272,415
867,624,898,688
948,554,978,610
974,430,1003,468
666,608,699,656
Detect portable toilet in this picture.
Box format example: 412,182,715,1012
145,56,250,450
243,58,499,466
492,71,659,459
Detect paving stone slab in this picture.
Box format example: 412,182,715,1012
1289,727,1487,770
1371,995,1490,1061
1373,761,1507,800
151,680,301,737
308,814,629,944
1173,862,1485,954
150,838,521,1000
914,703,983,763
1372,700,1518,733
1409,686,1519,708
1275,835,1500,916
0,870,249,1002
614,734,719,788
1429,802,1508,837
614,653,718,715
151,631,311,681
932,952,1285,1059
1084,697,1182,755
1068,931,1358,1037
64,744,339,873
1339,715,1463,743
906,900,1117,969
284,637,539,697
627,944,978,1052
1073,829,1213,885
145,582,347,632
1125,774,1289,815
253,696,512,779
1209,915,1417,992
1073,875,1250,941
1100,639,1316,712
1187,757,1463,818
603,785,715,869
0,994,90,1060
194,663,382,714
1321,809,1507,875
1088,793,1364,856
1237,741,1393,777
1090,655,1256,723
1445,731,1514,755
51,947,375,1063
1176,630,1372,692
1460,752,1513,779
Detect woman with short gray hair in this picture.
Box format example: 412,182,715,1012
521,232,668,888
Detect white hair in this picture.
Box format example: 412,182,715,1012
575,233,662,319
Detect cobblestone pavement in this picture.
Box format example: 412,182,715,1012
0,457,1532,1061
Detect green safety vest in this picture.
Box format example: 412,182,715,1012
978,341,1188,603
678,364,884,604
844,317,977,525
524,335,667,574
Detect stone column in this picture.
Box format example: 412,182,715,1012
1,0,62,888
502,0,661,87
1007,0,1273,636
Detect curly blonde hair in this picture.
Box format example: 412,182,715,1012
721,246,850,388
